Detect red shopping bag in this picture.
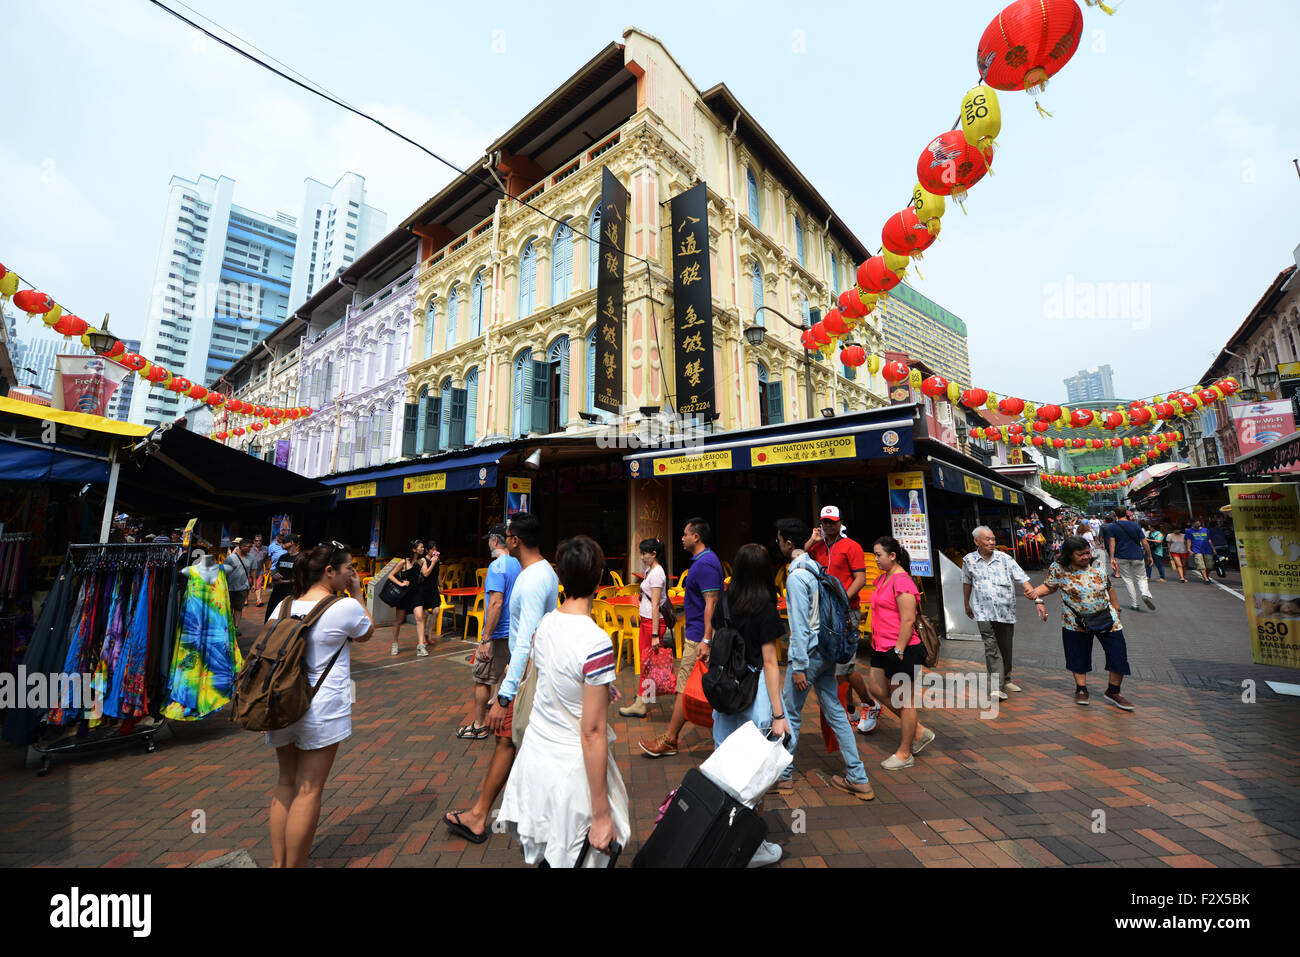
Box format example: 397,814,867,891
818,677,853,753
683,659,714,728
643,646,677,698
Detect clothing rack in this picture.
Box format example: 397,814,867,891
27,542,187,775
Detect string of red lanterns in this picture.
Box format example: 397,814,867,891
1,261,313,424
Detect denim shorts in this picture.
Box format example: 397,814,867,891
1061,628,1130,676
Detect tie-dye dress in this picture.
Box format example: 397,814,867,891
161,565,243,720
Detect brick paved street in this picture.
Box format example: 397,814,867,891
1,577,1297,868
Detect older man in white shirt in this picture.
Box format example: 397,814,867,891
961,526,1039,699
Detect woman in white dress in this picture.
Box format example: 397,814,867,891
498,535,630,867
265,542,373,867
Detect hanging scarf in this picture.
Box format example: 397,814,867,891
161,566,243,720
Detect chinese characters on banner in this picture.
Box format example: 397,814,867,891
1229,482,1300,669
887,471,933,577
669,183,715,420
594,167,629,413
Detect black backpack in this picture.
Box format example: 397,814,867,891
701,595,760,716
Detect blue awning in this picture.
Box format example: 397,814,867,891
321,446,513,501
0,436,111,484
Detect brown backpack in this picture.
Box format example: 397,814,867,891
231,595,346,732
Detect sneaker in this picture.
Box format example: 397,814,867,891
1130,604,1140,611
618,696,648,718
390,643,399,656
1142,596,1156,610
1004,681,1022,693
881,754,915,770
845,707,859,722
748,840,783,868
1074,686,1090,706
993,690,1009,701
1104,689,1135,711
638,733,678,758
856,704,881,734
416,644,429,657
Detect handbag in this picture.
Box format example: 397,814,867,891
511,653,539,749
880,574,940,668
657,595,677,632
378,563,410,606
682,658,714,728
642,645,677,698
1064,595,1115,634
699,720,792,807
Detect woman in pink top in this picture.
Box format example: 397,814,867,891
866,536,935,770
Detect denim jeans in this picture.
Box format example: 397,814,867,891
779,651,868,785
1146,555,1166,581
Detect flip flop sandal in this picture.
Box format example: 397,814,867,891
444,811,488,844
455,723,489,740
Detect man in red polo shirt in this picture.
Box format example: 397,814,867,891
807,505,881,734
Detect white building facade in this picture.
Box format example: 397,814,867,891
287,173,388,310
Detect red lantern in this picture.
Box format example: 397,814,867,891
304,407,313,416
1069,408,1093,428
232,427,245,437
1102,411,1123,430
1090,439,1103,449
1175,395,1197,415
188,384,208,401
1031,435,1044,446
856,257,903,294
1052,438,1065,448
823,309,848,335
168,376,191,394
800,330,816,351
840,344,867,368
250,422,264,432
1219,379,1238,396
839,291,865,319
997,396,1025,416
881,207,937,257
1009,434,1023,445
960,388,989,408
1072,438,1085,448
1152,402,1174,420
1032,420,1051,433
146,364,169,383
984,426,1000,440
882,361,910,383
104,340,127,360
810,322,831,345
1156,442,1169,452
1129,406,1152,426
120,352,147,372
920,375,949,398
269,417,282,427
1036,403,1062,422
977,0,1085,95
1197,389,1219,405
53,314,90,337
917,130,991,203
1146,450,1158,460
12,290,54,316
1007,423,1024,435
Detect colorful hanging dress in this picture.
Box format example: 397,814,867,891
106,567,152,719
46,575,98,726
90,571,128,727
161,565,243,720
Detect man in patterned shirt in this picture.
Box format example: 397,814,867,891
961,526,1038,700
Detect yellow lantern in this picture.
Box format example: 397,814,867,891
985,391,998,411
866,354,881,376
1022,400,1036,422
946,381,961,404
911,182,945,231
882,248,910,278
908,368,923,389
41,304,63,327
961,84,1001,155
857,290,880,312
0,272,17,300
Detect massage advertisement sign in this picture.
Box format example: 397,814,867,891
1229,482,1300,669
887,471,933,577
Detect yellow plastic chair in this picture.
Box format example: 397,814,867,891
774,565,787,591
440,565,463,590
722,561,733,578
667,568,688,600
431,595,454,638
464,590,486,642
616,584,641,598
475,568,488,589
595,585,619,602
609,570,625,588
610,604,642,675
592,600,631,675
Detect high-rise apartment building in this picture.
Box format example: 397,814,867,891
287,173,387,309
106,338,140,421
875,283,971,385
10,326,91,394
1064,364,1115,403
130,174,298,428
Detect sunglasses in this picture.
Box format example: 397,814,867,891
318,540,350,553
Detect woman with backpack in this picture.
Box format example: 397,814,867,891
866,536,935,770
266,542,373,868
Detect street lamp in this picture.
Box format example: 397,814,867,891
86,313,121,357
744,305,818,420
1257,367,1279,394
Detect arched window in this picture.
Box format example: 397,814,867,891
588,206,602,287
549,335,570,430
415,385,429,452
751,262,765,325
370,407,386,466
439,377,453,449
445,283,460,351
512,349,533,437
757,360,783,427
552,222,573,304
794,217,805,266
746,167,761,228
465,367,479,445
353,414,369,471
470,269,485,338
518,240,537,318
423,301,437,358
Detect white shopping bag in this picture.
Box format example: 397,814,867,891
699,720,792,808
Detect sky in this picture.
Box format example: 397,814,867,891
3,0,1299,406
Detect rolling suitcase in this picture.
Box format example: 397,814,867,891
632,768,767,867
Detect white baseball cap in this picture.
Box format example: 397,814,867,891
820,505,841,521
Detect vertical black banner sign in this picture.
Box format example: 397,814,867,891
594,167,628,413
670,184,714,419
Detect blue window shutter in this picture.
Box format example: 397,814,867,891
470,271,484,337
415,386,428,452
747,168,760,228
465,368,478,445
445,286,459,351
549,336,570,426
552,224,573,304
767,380,784,425
424,303,436,358
752,264,764,323
449,387,467,449
757,362,769,426
531,360,550,434
513,350,532,436
589,208,601,286
439,378,452,449
795,218,805,266
519,241,536,318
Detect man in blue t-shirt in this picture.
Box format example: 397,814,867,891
1187,519,1214,584
457,524,522,741
1104,506,1155,612
639,517,723,758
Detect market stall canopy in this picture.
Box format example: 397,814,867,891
0,394,149,486
1025,485,1066,511
1127,460,1191,493
319,444,514,501
0,394,151,438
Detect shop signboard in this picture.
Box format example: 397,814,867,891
345,481,376,500
403,473,447,494
1231,400,1296,457
506,476,532,518
593,167,629,413
1229,482,1300,669
888,472,933,576
648,449,733,477
751,435,855,468
669,182,715,420
274,439,290,470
